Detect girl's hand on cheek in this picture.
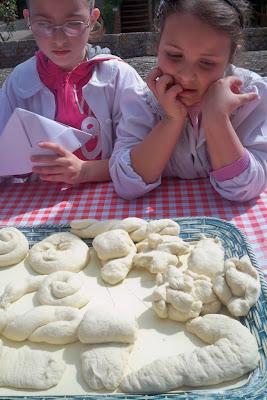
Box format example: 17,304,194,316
31,142,84,185
202,76,259,118
146,67,187,121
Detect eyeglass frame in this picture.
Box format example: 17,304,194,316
27,17,92,37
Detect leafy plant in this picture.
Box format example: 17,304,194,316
102,0,122,33
0,0,18,41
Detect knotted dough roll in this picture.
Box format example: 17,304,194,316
213,255,261,316
0,227,29,267
28,232,90,274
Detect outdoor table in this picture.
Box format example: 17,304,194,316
0,177,266,278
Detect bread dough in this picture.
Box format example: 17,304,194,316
120,314,259,393
28,232,90,274
78,302,138,344
0,339,65,389
153,267,221,322
37,271,90,308
133,251,178,274
187,236,225,281
0,227,29,267
1,305,83,344
93,230,136,284
136,233,191,256
92,229,135,261
213,255,261,316
70,218,180,243
81,343,132,390
0,275,44,309
100,248,136,285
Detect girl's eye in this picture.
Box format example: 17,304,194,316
167,53,182,61
200,60,216,68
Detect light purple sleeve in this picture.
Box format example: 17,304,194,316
109,65,161,200
209,78,267,201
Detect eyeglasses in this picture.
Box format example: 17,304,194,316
28,19,91,37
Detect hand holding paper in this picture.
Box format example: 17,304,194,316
0,108,93,176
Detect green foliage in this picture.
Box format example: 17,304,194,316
102,0,122,33
0,0,18,41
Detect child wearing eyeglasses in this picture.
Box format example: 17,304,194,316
110,0,267,202
0,0,158,185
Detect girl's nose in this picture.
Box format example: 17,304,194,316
52,28,68,45
176,63,196,86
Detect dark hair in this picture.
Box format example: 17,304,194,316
155,0,251,57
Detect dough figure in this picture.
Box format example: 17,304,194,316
28,232,90,274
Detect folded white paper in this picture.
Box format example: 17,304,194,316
0,108,93,176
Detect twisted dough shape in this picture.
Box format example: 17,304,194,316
0,275,44,309
0,305,83,344
0,227,29,267
120,314,259,393
70,218,180,242
37,271,90,308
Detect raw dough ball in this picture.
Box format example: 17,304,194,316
28,232,90,274
78,302,138,344
0,227,29,267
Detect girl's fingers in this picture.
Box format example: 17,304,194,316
156,74,174,97
32,165,64,174
166,83,183,100
146,67,163,92
40,174,65,182
238,92,259,105
38,141,67,157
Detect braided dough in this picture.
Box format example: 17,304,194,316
0,339,65,389
0,227,29,267
0,305,83,344
81,343,132,390
213,255,261,316
28,232,90,274
71,218,180,242
36,271,90,308
0,275,44,309
78,302,138,344
120,314,259,393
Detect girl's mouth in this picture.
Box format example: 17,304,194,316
52,50,71,56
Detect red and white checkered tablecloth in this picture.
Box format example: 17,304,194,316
0,177,266,277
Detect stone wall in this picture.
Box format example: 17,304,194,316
1,28,267,68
